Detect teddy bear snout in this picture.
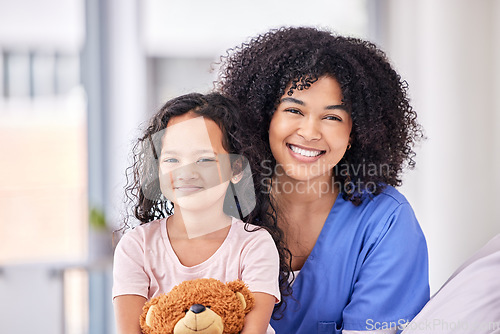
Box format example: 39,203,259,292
189,304,206,314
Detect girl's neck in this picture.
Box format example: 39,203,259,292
168,206,232,240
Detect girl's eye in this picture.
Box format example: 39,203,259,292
324,115,342,122
197,157,217,164
163,158,178,163
284,108,303,116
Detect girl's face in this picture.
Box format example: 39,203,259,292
158,112,233,213
269,76,352,184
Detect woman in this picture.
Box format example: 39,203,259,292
218,27,430,333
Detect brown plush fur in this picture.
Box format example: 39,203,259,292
140,278,255,334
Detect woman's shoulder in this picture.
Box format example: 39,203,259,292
358,186,422,239
364,185,416,219
332,185,419,237
347,185,411,211
376,185,410,205
372,186,419,222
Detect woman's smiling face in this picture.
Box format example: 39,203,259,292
269,76,352,183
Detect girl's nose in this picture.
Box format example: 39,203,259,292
174,163,199,180
297,118,321,141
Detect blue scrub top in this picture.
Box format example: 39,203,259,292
271,186,429,333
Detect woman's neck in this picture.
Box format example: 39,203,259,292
272,172,339,208
272,172,339,271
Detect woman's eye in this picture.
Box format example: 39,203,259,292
324,115,342,121
163,158,178,163
284,108,303,115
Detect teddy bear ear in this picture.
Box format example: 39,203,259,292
145,305,157,327
226,280,255,313
235,292,247,310
139,303,158,334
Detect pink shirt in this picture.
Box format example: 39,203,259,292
112,216,280,302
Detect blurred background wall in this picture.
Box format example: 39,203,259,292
377,0,500,293
0,0,498,333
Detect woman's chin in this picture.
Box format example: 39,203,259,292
277,164,332,183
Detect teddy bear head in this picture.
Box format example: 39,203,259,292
140,278,255,334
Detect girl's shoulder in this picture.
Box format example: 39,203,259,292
119,218,165,243
229,217,275,242
228,217,279,260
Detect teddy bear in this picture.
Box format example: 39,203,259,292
140,278,255,334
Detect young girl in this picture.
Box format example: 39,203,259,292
113,93,283,334
218,27,430,333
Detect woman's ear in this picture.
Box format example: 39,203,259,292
346,135,352,150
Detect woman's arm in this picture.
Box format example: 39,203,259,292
113,294,147,334
241,292,276,334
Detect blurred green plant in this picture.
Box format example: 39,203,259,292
89,207,107,231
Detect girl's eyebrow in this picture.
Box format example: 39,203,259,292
280,97,347,111
160,149,216,155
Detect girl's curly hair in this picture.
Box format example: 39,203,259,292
217,26,423,205
123,92,292,313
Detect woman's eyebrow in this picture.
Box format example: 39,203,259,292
281,97,347,111
325,104,347,111
280,97,304,105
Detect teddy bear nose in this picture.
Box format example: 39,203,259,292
189,304,206,314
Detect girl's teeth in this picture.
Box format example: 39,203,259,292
290,145,321,157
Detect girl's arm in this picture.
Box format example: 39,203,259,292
241,292,276,334
113,294,147,334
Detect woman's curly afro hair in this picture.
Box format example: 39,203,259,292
217,26,423,204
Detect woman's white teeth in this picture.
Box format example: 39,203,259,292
290,145,322,157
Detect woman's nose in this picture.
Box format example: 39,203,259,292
297,118,321,141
